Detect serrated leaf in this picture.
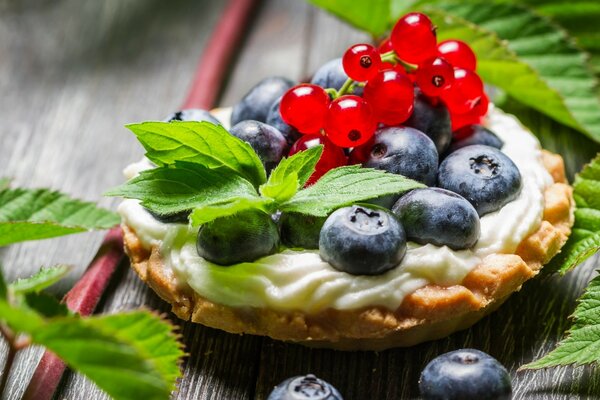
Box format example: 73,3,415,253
547,154,600,274
280,166,424,216
127,121,266,187
190,197,274,226
424,2,600,142
0,300,183,400
259,146,323,202
307,0,392,36
106,162,260,216
523,272,600,368
23,293,70,317
10,265,71,294
0,188,120,246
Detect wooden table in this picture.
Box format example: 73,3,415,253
1,1,600,398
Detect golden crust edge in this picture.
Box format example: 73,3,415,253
122,150,574,350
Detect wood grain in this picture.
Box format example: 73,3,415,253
1,0,600,399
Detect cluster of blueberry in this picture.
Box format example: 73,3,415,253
266,349,512,400
160,12,524,274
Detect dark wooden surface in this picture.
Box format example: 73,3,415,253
1,0,600,399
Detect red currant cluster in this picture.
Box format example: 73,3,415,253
281,12,488,184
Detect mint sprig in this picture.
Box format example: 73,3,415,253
108,123,424,226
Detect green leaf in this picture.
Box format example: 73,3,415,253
547,154,600,274
523,272,600,368
106,162,260,216
0,188,120,246
23,293,70,317
418,2,600,143
189,197,273,226
280,166,424,216
127,121,266,187
307,0,392,36
0,265,7,300
10,265,71,294
0,300,183,400
259,146,324,202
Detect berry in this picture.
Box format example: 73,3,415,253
391,13,437,64
342,43,382,82
266,95,301,146
361,126,439,186
279,213,326,249
405,89,452,154
289,134,346,186
280,84,330,134
392,188,480,250
438,145,522,216
164,109,221,125
231,77,295,125
325,95,377,148
447,125,503,154
319,205,406,275
416,56,454,97
229,120,287,173
197,210,279,265
363,70,414,125
311,58,349,92
437,40,477,71
419,349,512,400
267,374,343,400
378,38,393,54
440,68,484,114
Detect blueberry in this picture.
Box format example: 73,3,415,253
419,349,512,400
164,109,221,125
197,210,279,265
266,95,301,146
319,205,406,275
231,76,295,126
229,120,288,173
146,209,190,224
361,126,438,186
267,374,343,400
311,58,348,92
392,188,480,250
447,124,504,155
405,89,452,154
279,212,326,249
438,145,522,216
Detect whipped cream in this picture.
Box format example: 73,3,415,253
118,107,553,313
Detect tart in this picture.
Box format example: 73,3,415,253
113,13,574,350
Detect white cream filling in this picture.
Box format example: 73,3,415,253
118,106,553,313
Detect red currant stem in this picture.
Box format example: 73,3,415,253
325,88,339,98
337,78,356,97
380,50,418,72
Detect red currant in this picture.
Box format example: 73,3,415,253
416,56,454,97
280,84,330,134
440,68,484,114
325,95,377,148
451,110,482,133
342,44,382,82
390,13,437,64
378,38,393,54
437,40,477,71
289,134,347,185
473,93,489,116
364,69,414,125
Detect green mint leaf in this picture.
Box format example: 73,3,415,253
127,121,266,187
106,161,260,216
23,292,70,317
0,265,7,300
280,165,424,216
547,155,600,274
10,265,71,294
259,146,324,202
420,3,600,143
522,272,600,368
0,178,11,191
0,299,183,400
0,188,120,246
307,0,393,36
190,197,274,226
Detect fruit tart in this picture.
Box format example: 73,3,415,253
110,12,574,350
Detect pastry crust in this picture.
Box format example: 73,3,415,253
122,150,574,350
